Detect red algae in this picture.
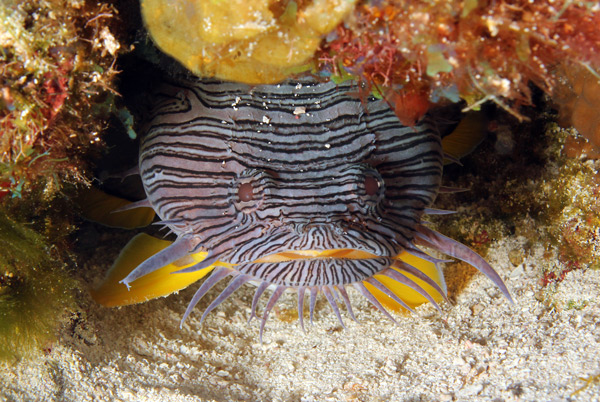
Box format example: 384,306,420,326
316,0,600,122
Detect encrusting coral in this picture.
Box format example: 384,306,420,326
140,0,357,84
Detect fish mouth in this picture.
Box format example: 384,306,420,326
218,221,404,268
234,248,396,287
253,248,383,263
198,223,432,293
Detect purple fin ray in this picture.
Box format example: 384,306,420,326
248,281,270,323
152,218,186,229
405,243,449,294
259,286,287,343
443,153,463,166
336,286,357,323
309,287,318,324
111,198,152,213
415,224,513,303
352,282,398,325
120,236,196,288
438,186,469,193
180,267,232,327
199,274,251,325
392,259,449,301
172,252,220,274
405,246,452,265
424,207,457,215
322,285,346,329
297,286,307,332
381,267,443,313
364,277,414,313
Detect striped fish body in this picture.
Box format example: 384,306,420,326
119,76,512,338
139,77,443,287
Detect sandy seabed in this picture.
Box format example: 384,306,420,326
1,231,599,402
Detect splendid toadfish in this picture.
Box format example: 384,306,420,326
93,75,511,339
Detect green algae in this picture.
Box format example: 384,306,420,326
0,208,76,361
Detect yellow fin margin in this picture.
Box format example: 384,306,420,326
91,233,222,307
365,252,443,312
76,187,156,229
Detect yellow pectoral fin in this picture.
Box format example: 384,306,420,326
441,111,487,162
76,186,156,229
91,233,222,307
366,251,444,312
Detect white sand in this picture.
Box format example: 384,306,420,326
1,233,599,402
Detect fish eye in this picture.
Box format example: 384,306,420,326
357,165,384,206
364,174,380,196
238,182,254,202
232,168,271,213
